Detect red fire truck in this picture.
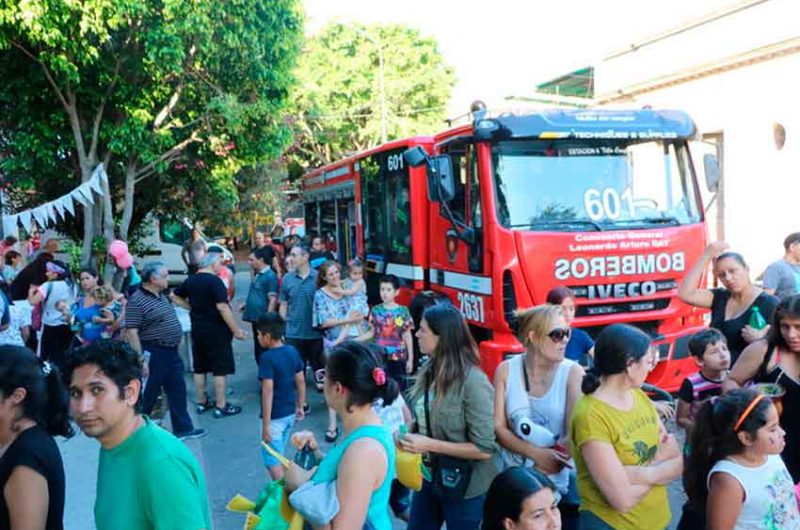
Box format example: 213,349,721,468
300,107,718,391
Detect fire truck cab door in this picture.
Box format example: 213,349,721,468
430,142,488,324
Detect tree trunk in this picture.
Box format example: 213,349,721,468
99,171,116,285
80,161,96,267
119,161,136,241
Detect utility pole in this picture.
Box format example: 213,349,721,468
353,26,387,143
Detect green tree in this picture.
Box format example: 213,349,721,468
290,22,455,173
0,0,303,264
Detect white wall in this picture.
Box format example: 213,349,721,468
593,0,800,276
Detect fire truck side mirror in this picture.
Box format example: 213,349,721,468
430,155,455,203
403,146,429,168
702,153,720,192
403,147,455,203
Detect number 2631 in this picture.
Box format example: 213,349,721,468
458,292,485,323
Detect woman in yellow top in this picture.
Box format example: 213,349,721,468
570,324,682,530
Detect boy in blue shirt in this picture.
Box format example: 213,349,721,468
256,313,305,479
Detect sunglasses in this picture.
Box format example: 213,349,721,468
547,328,571,342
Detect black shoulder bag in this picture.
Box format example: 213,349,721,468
424,381,473,500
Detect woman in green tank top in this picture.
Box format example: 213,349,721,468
286,341,397,530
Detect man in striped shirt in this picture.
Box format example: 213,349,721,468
126,261,206,440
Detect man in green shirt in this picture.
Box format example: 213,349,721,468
65,340,211,530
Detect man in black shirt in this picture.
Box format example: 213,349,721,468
173,253,246,418
126,261,206,440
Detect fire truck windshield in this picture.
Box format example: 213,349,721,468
492,139,702,231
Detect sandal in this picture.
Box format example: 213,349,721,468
195,400,213,414
325,427,339,443
213,403,243,419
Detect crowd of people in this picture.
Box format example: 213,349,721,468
4,230,800,530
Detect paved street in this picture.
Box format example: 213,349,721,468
62,270,684,529
62,270,402,530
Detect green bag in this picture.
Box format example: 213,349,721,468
253,480,290,530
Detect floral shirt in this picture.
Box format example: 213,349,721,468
368,304,413,361
313,288,351,352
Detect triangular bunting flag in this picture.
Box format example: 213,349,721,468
2,215,18,240
18,211,32,232
44,204,56,224
89,173,104,195
72,187,89,207
53,198,66,219
62,195,75,216
31,206,49,228
77,183,95,205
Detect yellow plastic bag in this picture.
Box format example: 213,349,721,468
396,448,423,491
226,480,305,530
227,494,257,513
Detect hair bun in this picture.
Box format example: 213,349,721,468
581,369,601,394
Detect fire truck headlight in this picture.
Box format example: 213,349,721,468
475,119,501,140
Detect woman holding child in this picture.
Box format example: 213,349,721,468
493,304,583,530
313,260,368,442
72,268,124,344
724,293,800,482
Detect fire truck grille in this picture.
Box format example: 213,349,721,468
575,298,670,317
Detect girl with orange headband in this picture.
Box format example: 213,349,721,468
682,388,800,529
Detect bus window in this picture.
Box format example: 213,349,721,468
386,168,411,264
360,155,387,259
305,202,319,238
319,200,337,248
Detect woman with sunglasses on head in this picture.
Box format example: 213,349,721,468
493,305,583,530
570,324,682,530
483,466,562,530
398,303,497,530
546,287,594,368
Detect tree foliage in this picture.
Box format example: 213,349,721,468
289,22,455,175
0,0,303,260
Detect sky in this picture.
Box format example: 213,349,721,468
303,0,736,116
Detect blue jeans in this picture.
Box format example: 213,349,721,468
260,414,296,468
408,480,484,530
141,344,194,435
389,479,411,516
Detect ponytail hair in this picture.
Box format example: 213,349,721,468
581,367,602,394
684,388,771,511
581,324,651,394
0,345,73,438
325,341,400,411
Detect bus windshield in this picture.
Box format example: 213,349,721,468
491,139,702,231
